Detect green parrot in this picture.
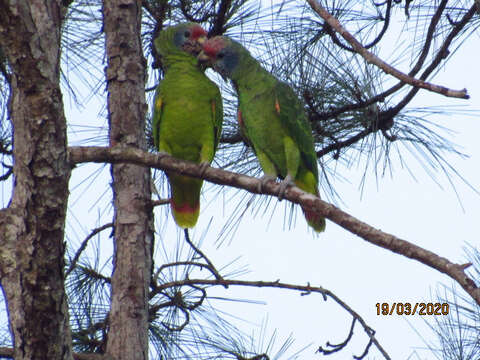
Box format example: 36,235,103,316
199,36,325,232
152,23,223,228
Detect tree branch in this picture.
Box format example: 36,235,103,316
0,165,12,181
184,229,225,284
156,278,391,360
209,0,233,36
321,0,393,52
312,0,469,126
389,4,477,114
152,198,169,207
306,0,469,99
68,145,480,306
311,1,476,159
66,223,113,277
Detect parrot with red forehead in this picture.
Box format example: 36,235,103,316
199,36,325,232
152,23,223,228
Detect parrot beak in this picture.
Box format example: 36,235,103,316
197,50,210,63
196,35,206,45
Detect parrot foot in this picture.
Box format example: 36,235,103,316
278,174,294,201
156,150,170,157
258,175,276,193
198,161,210,177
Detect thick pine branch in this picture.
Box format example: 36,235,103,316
68,145,480,306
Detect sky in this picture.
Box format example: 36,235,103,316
1,2,480,360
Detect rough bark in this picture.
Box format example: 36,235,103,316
102,1,153,359
0,1,73,359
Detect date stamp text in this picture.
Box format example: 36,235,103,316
376,302,449,316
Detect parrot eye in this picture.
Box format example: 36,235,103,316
217,52,225,59
184,30,191,38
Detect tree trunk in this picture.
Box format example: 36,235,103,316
102,1,153,359
0,1,73,359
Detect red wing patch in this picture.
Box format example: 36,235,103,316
237,109,244,128
274,98,281,114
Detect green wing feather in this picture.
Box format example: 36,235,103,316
212,89,223,151
152,86,163,151
272,81,318,181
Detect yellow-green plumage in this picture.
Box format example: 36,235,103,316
201,36,325,232
153,23,222,228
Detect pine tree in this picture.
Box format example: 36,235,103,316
0,1,479,359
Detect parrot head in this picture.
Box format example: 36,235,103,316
198,36,241,80
154,23,208,67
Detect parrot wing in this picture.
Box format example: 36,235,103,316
273,81,318,181
212,88,223,151
152,86,163,151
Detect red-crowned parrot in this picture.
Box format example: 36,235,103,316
152,23,223,228
199,36,325,232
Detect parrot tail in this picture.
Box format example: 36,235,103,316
295,172,326,233
303,205,326,233
169,174,202,228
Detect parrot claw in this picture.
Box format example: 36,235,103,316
198,161,210,177
278,174,294,201
258,175,276,193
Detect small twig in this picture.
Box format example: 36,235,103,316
145,85,156,92
354,337,374,359
460,262,473,270
220,132,244,144
82,267,111,284
0,166,12,181
151,260,215,298
446,13,462,26
152,198,169,207
306,0,469,99
381,129,397,142
317,128,371,158
404,0,413,18
184,229,226,286
66,222,113,277
161,304,190,332
0,140,12,155
317,318,356,355
179,0,211,23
